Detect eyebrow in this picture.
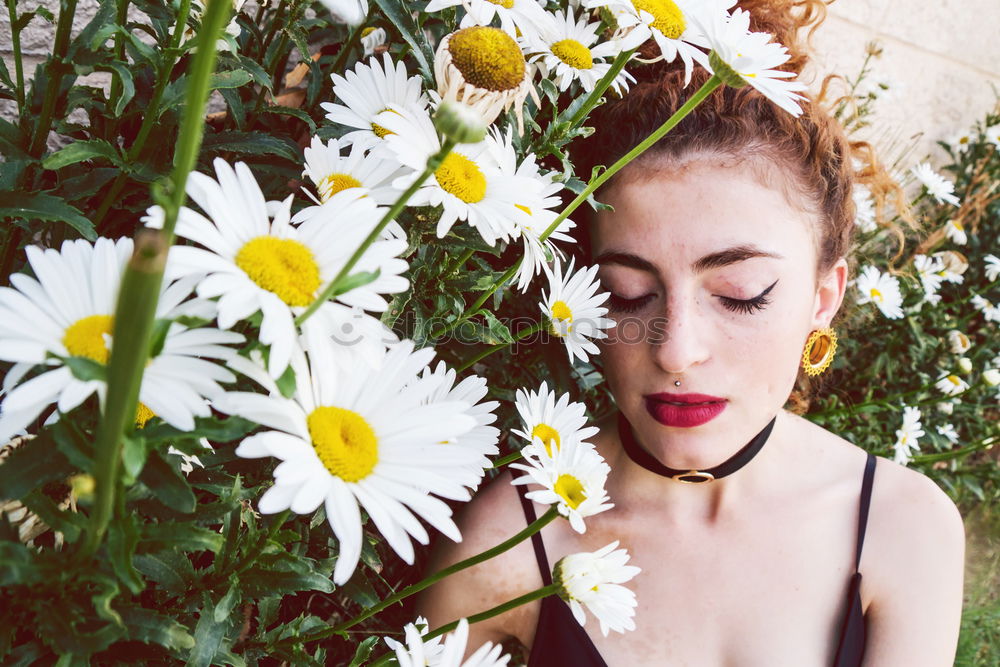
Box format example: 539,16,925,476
594,244,783,274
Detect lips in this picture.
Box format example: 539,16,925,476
643,393,727,428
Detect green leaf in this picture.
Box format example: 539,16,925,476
141,522,225,553
347,636,379,667
96,61,137,116
0,191,96,239
0,540,41,587
121,607,196,653
133,552,191,593
139,450,196,513
187,594,230,667
240,567,334,596
121,432,150,481
21,488,87,542
0,430,74,501
58,353,108,382
262,105,317,133
147,318,173,359
141,415,256,445
160,70,254,118
213,578,241,622
478,309,515,344
371,0,434,81
91,575,124,628
275,363,297,398
107,514,145,594
235,55,272,89
200,131,302,162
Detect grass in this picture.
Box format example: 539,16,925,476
956,500,1000,665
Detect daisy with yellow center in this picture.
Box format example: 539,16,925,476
943,219,968,245
891,405,924,466
935,372,970,397
377,105,523,246
511,435,613,534
910,162,960,206
216,335,484,585
425,0,551,40
0,239,243,442
434,25,537,131
524,8,636,94
166,158,409,377
540,256,616,364
553,541,642,636
512,381,599,457
388,617,511,667
853,265,904,320
321,53,429,152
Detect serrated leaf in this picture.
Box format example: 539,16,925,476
97,61,137,116
139,450,196,513
141,415,256,445
200,131,301,162
347,636,379,667
213,578,241,622
371,0,434,81
478,309,514,344
0,191,96,239
262,105,317,133
0,430,74,501
141,522,225,553
107,514,145,594
121,607,196,653
134,552,191,593
186,594,230,667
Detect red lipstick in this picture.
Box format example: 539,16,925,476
644,392,727,428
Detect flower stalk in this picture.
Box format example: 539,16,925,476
455,321,543,373
5,0,25,113
28,0,78,157
563,49,635,131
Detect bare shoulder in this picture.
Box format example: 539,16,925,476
414,469,546,648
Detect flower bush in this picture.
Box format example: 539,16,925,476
0,1,995,664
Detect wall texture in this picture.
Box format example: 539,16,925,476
1,0,998,161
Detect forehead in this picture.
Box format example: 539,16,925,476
590,158,819,267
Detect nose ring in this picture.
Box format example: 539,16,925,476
674,380,681,387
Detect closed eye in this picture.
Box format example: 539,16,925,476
717,279,779,315
607,293,655,314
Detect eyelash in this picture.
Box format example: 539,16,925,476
606,280,779,315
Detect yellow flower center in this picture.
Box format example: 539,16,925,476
447,26,526,92
361,26,376,38
532,423,561,456
551,38,594,69
946,375,961,387
135,402,156,428
554,473,587,510
631,0,686,39
551,300,573,322
307,406,379,483
435,152,487,203
868,287,883,303
234,237,321,307
371,107,398,139
487,0,514,7
63,314,113,363
950,220,964,232
319,172,363,201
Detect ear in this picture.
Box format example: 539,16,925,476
812,257,848,328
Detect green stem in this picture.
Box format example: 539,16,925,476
445,247,475,276
294,138,457,326
489,450,523,469
75,0,231,562
28,0,78,157
912,435,997,464
257,0,288,60
5,0,24,112
564,49,634,130
270,505,560,650
430,75,722,341
107,0,131,118
808,381,937,420
325,11,370,87
228,509,291,577
92,0,195,231
455,322,542,373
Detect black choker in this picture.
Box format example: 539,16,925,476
617,411,777,483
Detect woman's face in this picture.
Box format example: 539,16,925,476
591,157,847,466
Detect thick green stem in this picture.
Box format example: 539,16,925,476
294,138,457,326
455,322,542,373
564,49,634,130
270,505,560,650
5,0,25,112
28,0,78,157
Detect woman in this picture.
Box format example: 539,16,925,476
416,1,966,664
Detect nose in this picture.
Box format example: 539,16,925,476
649,291,711,374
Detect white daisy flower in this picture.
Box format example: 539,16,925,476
553,540,642,637
984,254,1000,282
425,0,550,41
947,127,974,153
511,381,600,456
943,219,967,245
485,127,577,292
913,254,945,305
946,330,972,355
360,26,386,57
292,135,405,239
511,436,614,533
166,158,409,377
936,423,959,445
321,53,429,151
971,294,1000,323
932,250,967,285
540,256,616,364
389,617,511,667
216,336,483,585
984,123,1000,148
377,105,522,246
892,405,924,466
434,25,536,130
910,162,960,206
318,0,367,26
852,184,877,233
854,265,904,319
584,0,720,86
524,8,636,94
690,7,808,116
935,372,970,397
0,238,243,441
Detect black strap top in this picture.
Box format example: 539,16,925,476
514,451,877,666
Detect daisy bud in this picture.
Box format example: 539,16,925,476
433,99,488,144
957,357,973,374
946,330,972,354
983,368,1000,387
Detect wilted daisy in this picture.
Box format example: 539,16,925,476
511,436,613,533
935,372,970,397
360,26,386,56
984,254,1000,282
553,540,641,637
910,162,960,206
946,330,972,355
511,381,600,456
913,254,945,305
936,423,959,445
943,219,968,245
388,617,511,667
434,25,535,129
425,0,549,40
217,337,484,585
971,294,1000,323
891,405,924,466
0,238,242,442
524,8,636,94
540,256,616,364
292,135,405,238
691,7,808,116
934,250,967,284
852,184,877,233
166,158,409,377
318,0,367,26
378,106,522,245
321,53,429,151
854,265,903,319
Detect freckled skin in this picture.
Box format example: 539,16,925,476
416,158,965,665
